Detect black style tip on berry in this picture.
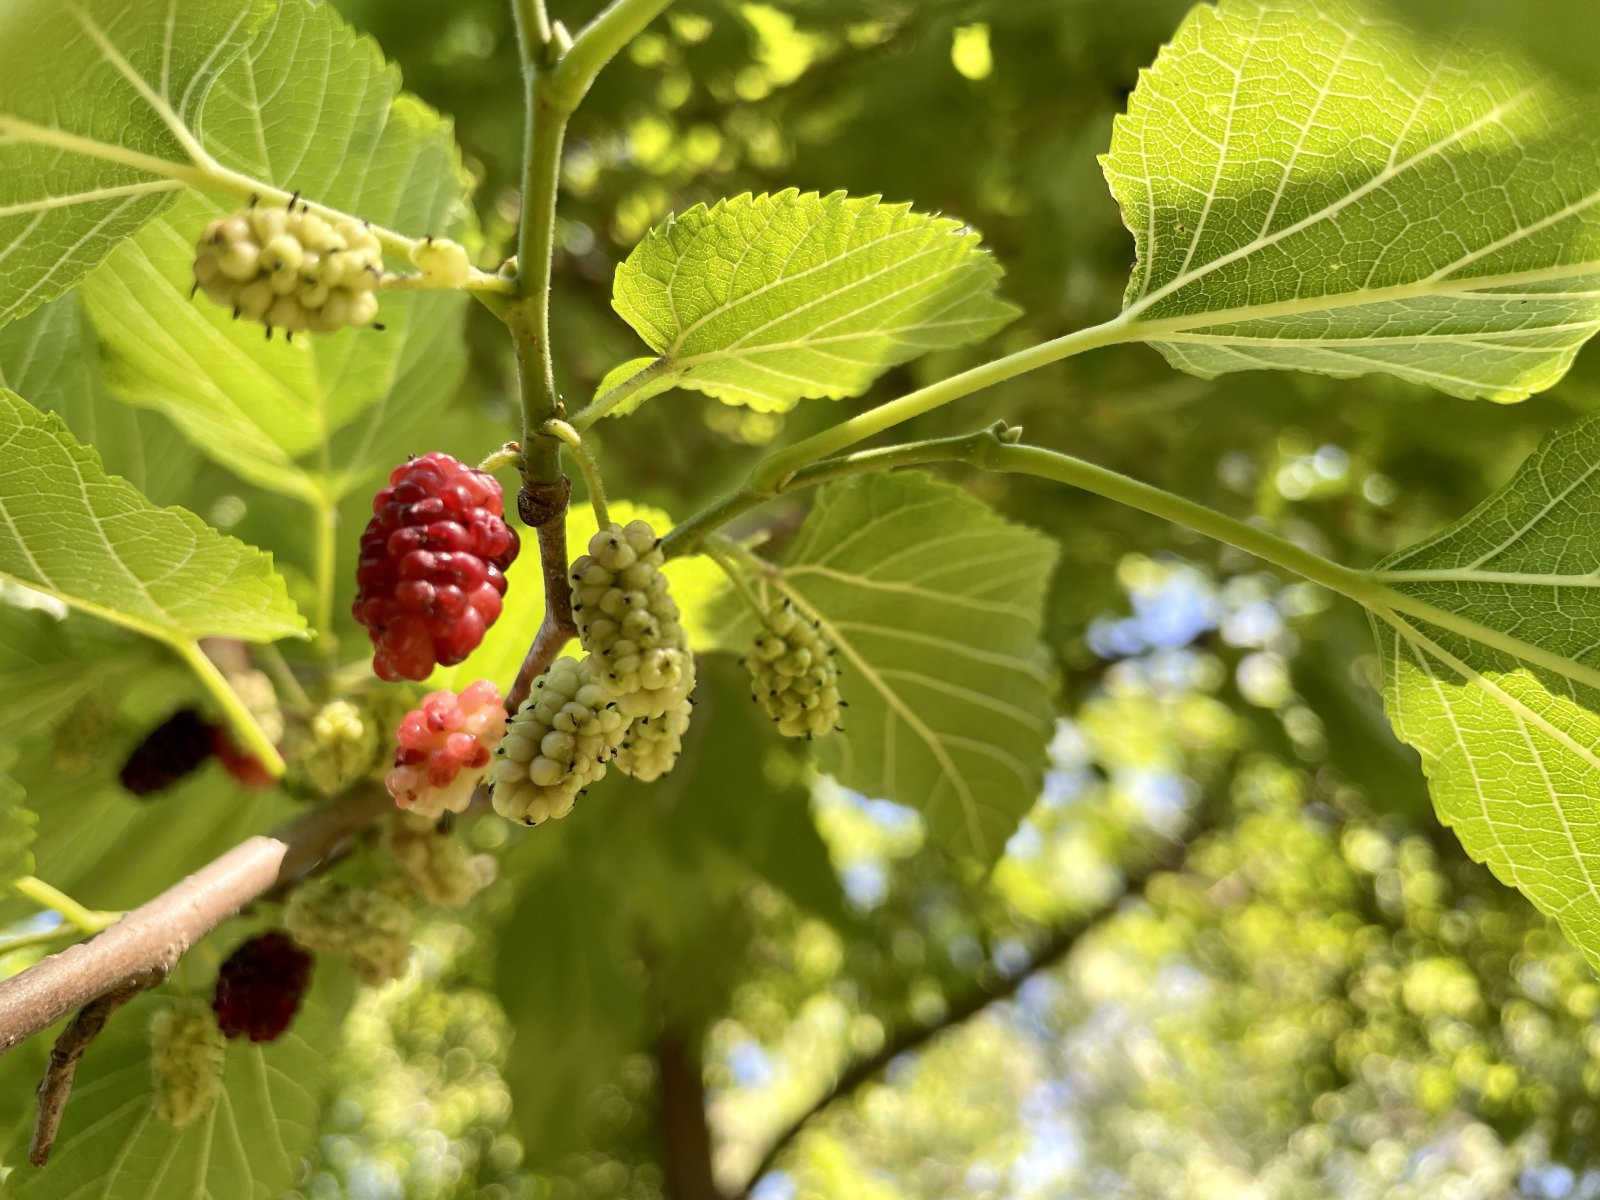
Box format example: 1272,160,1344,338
372,322,386,332
248,192,259,207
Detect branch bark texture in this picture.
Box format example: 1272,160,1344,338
0,785,391,1055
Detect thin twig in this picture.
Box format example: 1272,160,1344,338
29,970,163,1165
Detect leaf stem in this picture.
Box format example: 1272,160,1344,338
477,441,523,474
663,423,1024,556
541,419,610,527
173,640,286,776
670,423,1375,609
11,879,119,936
749,316,1135,493
702,537,772,622
969,442,1376,603
571,357,675,430
0,924,89,959
545,0,680,113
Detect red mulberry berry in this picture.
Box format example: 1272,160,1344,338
211,931,313,1042
119,708,215,796
353,453,520,681
385,680,507,819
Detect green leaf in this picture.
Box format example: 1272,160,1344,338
0,768,36,886
1102,0,1600,401
0,605,169,741
77,0,473,502
4,964,353,1197
0,0,272,325
608,190,1019,414
0,389,305,647
0,294,198,506
717,472,1059,863
669,656,849,928
1371,409,1600,970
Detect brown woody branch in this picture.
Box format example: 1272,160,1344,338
733,828,1207,1198
0,785,393,1058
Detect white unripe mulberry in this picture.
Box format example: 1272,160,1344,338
150,998,226,1129
490,656,628,824
743,599,844,740
193,203,383,337
571,520,693,719
285,876,414,987
383,814,495,909
289,699,379,797
615,689,693,783
408,237,473,287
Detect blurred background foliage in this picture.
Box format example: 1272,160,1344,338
12,0,1600,1197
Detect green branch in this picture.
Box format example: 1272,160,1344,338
507,0,567,489
507,0,678,487
749,317,1135,493
545,0,680,114
667,423,1376,611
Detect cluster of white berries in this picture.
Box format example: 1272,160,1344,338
192,202,382,337
490,656,630,824
384,814,495,909
571,521,694,719
490,521,696,824
150,998,226,1129
284,875,414,987
743,598,844,740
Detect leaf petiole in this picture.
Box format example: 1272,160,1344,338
541,420,610,528
174,640,287,777
11,877,120,936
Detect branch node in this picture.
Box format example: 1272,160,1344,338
517,476,572,528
